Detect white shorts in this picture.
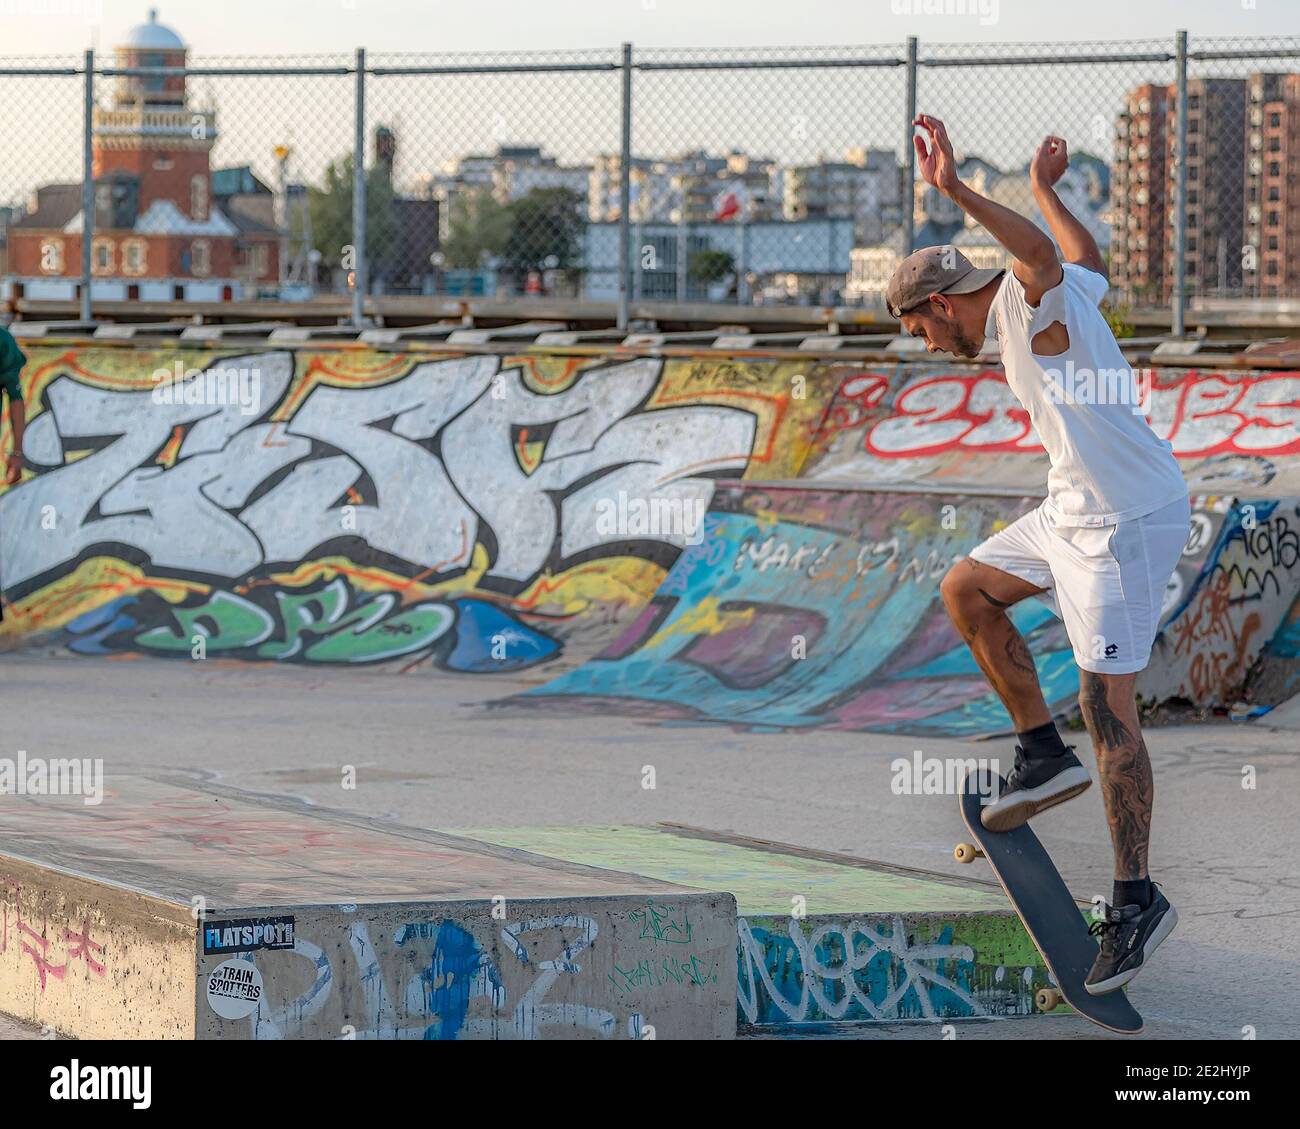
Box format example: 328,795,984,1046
968,496,1192,675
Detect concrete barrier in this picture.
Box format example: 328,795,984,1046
0,775,736,1039
458,824,1057,1027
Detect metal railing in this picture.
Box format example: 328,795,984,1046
1,33,1299,331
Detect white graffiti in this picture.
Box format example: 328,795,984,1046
501,913,616,1039
736,915,989,1024
250,914,616,1041
0,353,758,591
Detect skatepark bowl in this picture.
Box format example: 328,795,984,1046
0,333,1297,1038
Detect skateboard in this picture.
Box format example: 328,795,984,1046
955,768,1143,1035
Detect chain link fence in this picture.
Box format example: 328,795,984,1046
1,34,1299,328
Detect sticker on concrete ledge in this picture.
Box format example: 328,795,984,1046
203,915,295,954
206,959,263,1020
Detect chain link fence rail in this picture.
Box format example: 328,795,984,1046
2,34,1299,330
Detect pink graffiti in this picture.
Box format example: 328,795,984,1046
3,887,108,991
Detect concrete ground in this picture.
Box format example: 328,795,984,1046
2,651,1297,1040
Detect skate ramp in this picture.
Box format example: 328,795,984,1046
521,483,1300,735
524,482,1080,736
2,342,1296,735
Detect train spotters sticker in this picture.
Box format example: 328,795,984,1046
206,959,263,1020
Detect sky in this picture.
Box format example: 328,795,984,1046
2,0,1295,56
0,0,1294,208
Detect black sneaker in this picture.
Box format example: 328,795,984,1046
980,745,1091,832
1085,887,1178,995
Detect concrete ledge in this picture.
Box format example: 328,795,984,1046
0,777,736,1040
456,824,1051,1029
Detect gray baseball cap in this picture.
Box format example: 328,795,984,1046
886,245,1003,319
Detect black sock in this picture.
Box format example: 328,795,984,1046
1017,720,1068,760
1114,877,1153,910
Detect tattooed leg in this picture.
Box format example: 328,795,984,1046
1079,671,1152,880
940,558,1051,731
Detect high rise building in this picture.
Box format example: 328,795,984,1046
1244,72,1300,297
1111,83,1170,303
1165,77,1247,297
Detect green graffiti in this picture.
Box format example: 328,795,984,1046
136,590,275,652
133,580,454,664
302,599,454,663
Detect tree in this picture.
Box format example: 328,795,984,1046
688,247,735,285
307,155,398,281
499,187,585,278
441,189,512,270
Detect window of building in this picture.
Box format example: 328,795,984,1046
123,238,147,275
191,175,208,221
190,239,211,277
143,52,166,93
39,237,63,274
92,238,114,274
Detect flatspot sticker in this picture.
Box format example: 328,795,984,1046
203,915,295,954
206,959,263,1020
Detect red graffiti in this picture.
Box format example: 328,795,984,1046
843,369,1300,460
865,371,1037,458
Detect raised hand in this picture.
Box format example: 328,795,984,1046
913,114,960,196
1030,135,1069,189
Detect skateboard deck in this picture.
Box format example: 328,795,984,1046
957,768,1143,1035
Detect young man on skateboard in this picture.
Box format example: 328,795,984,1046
886,116,1190,995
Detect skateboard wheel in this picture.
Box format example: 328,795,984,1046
1035,988,1063,1013
953,843,984,864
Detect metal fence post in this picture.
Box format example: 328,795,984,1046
80,48,94,324
1172,29,1189,338
618,42,633,329
902,36,918,257
351,47,367,326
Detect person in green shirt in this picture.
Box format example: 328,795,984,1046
0,324,26,487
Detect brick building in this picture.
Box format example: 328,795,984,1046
1112,72,1300,304
1111,83,1171,303
1245,72,1300,298
5,10,279,303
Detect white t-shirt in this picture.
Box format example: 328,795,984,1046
986,263,1187,527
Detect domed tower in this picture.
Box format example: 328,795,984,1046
93,9,218,222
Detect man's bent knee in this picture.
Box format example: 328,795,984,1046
940,560,987,626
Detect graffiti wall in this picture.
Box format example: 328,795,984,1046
0,347,836,673
737,912,1050,1025
526,484,1079,736
1145,497,1300,707
2,343,1296,729
524,483,1299,733
805,364,1300,498
198,896,735,1041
